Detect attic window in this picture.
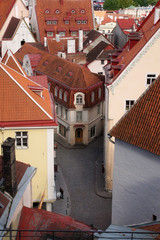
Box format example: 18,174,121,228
28,85,43,97
71,9,76,13
55,9,60,13
45,9,50,14
57,66,62,72
80,9,85,14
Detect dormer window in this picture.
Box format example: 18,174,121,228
67,71,73,77
71,9,76,13
76,94,82,104
65,20,70,24
80,9,85,14
55,86,58,97
91,91,95,103
55,9,60,13
44,9,50,14
57,66,62,72
59,89,63,99
28,85,43,97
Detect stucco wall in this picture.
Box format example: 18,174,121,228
112,140,160,226
0,128,55,202
87,60,107,74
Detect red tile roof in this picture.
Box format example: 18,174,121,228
109,76,160,156
0,62,57,127
18,206,94,236
35,0,94,42
117,18,137,30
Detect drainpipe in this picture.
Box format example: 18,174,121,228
104,85,109,191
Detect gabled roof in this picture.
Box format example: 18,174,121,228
35,0,94,42
117,18,137,30
101,16,116,25
1,49,27,76
0,62,57,127
83,30,103,48
15,43,104,89
3,17,20,39
109,76,160,156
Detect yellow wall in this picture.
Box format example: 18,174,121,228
0,128,48,202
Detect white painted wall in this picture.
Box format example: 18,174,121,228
112,140,160,226
87,59,107,74
2,19,35,57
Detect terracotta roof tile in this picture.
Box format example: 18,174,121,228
117,18,137,30
35,0,94,42
87,41,110,63
0,0,16,30
109,76,160,156
0,62,56,126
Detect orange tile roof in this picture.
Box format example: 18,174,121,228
0,62,57,127
109,76,160,156
35,0,94,42
0,0,16,30
117,18,137,30
15,43,103,89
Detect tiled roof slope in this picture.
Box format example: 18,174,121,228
0,62,56,127
0,0,16,30
83,29,102,48
35,0,94,42
107,1,160,83
109,76,160,156
86,41,111,63
117,18,137,30
3,17,20,39
15,43,103,89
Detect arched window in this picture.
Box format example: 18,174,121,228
55,86,58,97
98,88,101,99
59,89,63,99
64,92,67,102
76,94,82,104
91,91,95,103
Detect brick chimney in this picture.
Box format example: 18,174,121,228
2,138,17,197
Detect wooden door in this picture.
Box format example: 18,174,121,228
75,128,83,144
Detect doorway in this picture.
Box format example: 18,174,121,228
75,128,83,144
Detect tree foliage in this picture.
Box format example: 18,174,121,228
103,0,158,10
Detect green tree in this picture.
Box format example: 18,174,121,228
103,0,120,10
133,0,158,5
120,0,135,8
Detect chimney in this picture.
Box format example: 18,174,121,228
2,138,17,197
60,0,63,4
79,30,83,52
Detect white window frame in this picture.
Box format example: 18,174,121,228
76,94,83,104
146,73,156,85
47,32,54,37
15,131,28,149
125,100,135,112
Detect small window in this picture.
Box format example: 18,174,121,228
80,9,85,14
83,30,89,35
76,111,82,122
98,88,101,98
47,32,54,37
81,20,87,24
91,92,95,103
55,103,58,115
59,123,66,138
65,20,69,24
64,92,67,102
76,95,82,104
64,109,68,120
16,131,28,148
57,66,62,72
98,72,103,75
101,60,104,65
45,9,49,14
71,9,76,13
125,100,135,111
59,31,66,36
55,87,58,97
46,20,57,25
152,215,157,221
90,126,95,138
59,89,63,99
71,31,78,36
146,74,156,85
55,9,60,13
77,20,81,24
